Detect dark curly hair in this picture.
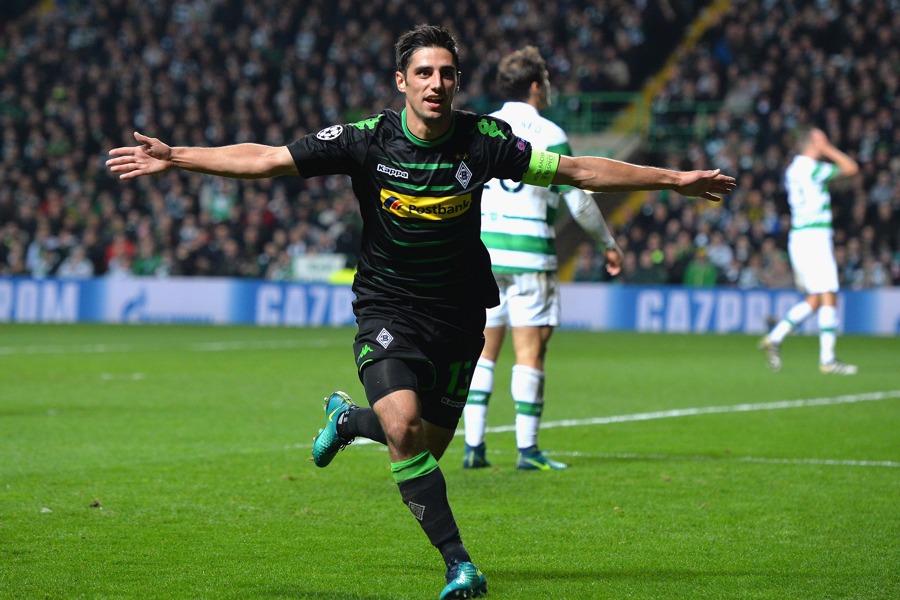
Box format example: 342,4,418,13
395,24,460,76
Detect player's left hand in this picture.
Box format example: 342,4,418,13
106,131,173,179
674,169,736,201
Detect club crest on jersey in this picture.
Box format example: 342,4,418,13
456,161,472,188
379,189,473,220
516,137,527,151
316,125,343,140
376,328,394,349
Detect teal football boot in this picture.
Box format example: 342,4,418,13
440,561,487,599
516,445,567,471
311,391,356,467
462,443,490,469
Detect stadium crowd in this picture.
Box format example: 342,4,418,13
604,0,900,290
1,0,897,289
604,0,900,289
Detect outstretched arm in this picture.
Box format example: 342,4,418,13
554,155,736,202
106,131,298,180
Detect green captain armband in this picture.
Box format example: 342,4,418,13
522,150,560,187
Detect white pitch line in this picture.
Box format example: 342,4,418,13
187,339,335,351
342,391,900,463
99,372,146,381
538,451,900,469
0,338,339,355
477,389,900,434
295,444,900,468
0,343,136,355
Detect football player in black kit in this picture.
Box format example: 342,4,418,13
108,24,735,599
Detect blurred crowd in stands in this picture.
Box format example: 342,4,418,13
1,0,897,289
601,0,900,289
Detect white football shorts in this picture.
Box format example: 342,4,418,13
486,271,560,328
788,228,839,294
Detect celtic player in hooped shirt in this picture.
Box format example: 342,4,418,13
107,24,735,599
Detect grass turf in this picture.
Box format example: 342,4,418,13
1,324,897,599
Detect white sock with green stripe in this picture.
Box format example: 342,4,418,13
512,364,544,449
770,301,814,344
464,358,494,447
818,305,838,364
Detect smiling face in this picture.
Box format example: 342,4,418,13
396,46,459,140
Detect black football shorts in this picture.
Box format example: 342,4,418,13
352,300,485,429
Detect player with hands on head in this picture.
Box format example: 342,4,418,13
463,46,623,472
759,126,859,375
108,24,735,599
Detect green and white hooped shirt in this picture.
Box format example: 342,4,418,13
784,154,839,232
480,102,572,274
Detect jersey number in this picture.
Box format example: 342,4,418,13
499,179,525,194
446,360,474,396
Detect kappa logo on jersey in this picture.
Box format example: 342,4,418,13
376,328,394,349
350,115,383,130
477,118,507,139
440,396,466,409
316,125,343,140
379,189,473,220
356,343,374,363
377,163,409,179
456,161,473,188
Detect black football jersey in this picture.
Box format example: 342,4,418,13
287,109,534,310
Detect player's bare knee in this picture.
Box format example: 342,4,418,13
381,419,425,458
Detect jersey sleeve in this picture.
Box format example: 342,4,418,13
564,189,616,249
478,115,559,188
286,121,372,178
815,161,839,183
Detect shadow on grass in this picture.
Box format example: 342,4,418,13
487,565,763,584
266,593,396,600
486,568,780,592
241,563,438,600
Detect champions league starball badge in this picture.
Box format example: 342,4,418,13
316,125,343,140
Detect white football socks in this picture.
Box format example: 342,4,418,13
818,305,838,365
511,364,544,449
463,358,494,447
770,301,814,344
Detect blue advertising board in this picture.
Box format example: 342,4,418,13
1,277,898,336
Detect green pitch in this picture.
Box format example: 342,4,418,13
1,324,897,599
